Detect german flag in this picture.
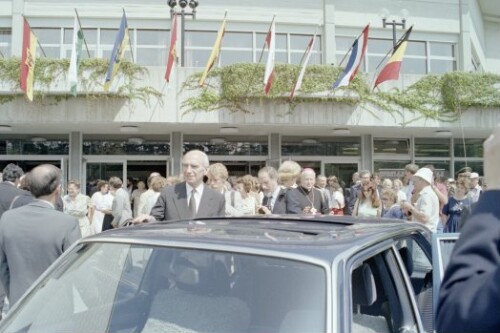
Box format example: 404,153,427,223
373,26,413,89
20,18,37,101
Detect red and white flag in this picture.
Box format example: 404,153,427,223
263,20,275,95
165,13,178,82
290,32,316,99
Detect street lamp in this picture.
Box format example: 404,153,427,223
380,8,408,47
168,0,199,66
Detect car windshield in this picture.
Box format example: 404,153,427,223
1,242,327,333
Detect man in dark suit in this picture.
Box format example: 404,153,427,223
286,168,329,215
436,126,500,333
0,164,81,306
135,150,225,222
345,170,371,215
257,166,287,214
0,164,33,316
0,164,33,217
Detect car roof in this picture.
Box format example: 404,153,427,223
84,215,429,262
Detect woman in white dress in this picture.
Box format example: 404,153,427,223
143,176,167,216
90,180,114,233
131,181,146,217
63,180,94,238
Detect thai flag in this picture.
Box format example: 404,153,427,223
332,24,369,89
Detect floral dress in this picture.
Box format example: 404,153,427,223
63,193,94,238
442,196,472,233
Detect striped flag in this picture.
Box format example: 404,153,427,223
263,20,275,95
68,16,84,96
332,24,369,89
104,13,130,91
20,19,37,102
373,26,413,90
165,13,178,82
199,13,227,87
290,32,317,99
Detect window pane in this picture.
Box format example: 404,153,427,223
136,29,168,45
136,47,168,66
223,32,252,48
256,33,287,50
183,142,268,156
38,47,60,58
220,50,253,65
374,139,409,155
454,138,484,158
405,41,426,56
185,49,211,67
415,138,451,157
430,42,454,57
186,31,217,47
63,28,73,44
6,140,69,155
414,160,451,179
374,161,410,173
260,50,287,63
430,59,455,74
367,55,385,72
82,29,98,44
290,34,320,52
401,58,427,74
101,29,119,44
83,141,170,155
32,28,60,44
335,36,354,52
367,38,393,54
282,139,361,156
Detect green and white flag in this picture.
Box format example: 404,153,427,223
68,16,84,96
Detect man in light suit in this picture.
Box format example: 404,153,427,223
436,125,500,333
0,164,81,306
135,150,225,222
109,176,133,228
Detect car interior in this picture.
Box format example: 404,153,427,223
106,247,326,333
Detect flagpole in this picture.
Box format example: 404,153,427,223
22,16,47,57
75,9,91,58
337,23,370,68
123,8,135,63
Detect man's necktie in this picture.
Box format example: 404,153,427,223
189,189,197,218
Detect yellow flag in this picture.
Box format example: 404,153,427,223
199,15,226,87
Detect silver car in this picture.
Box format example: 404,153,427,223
0,216,445,333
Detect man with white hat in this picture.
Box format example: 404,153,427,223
469,172,482,203
401,167,440,232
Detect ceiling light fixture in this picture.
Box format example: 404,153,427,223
120,125,139,133
435,130,452,137
0,125,12,132
302,138,318,144
332,128,351,135
219,126,239,134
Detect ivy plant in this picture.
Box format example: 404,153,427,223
182,63,500,123
0,57,162,106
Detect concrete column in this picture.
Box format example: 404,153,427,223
268,133,281,169
69,131,83,184
360,134,373,172
458,0,472,71
171,132,183,176
323,0,336,65
11,0,25,57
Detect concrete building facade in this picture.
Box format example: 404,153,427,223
0,0,499,188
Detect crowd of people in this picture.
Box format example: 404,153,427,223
0,132,496,330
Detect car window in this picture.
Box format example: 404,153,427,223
1,243,327,333
396,236,433,332
350,250,417,333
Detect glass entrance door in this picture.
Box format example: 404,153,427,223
324,163,359,188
